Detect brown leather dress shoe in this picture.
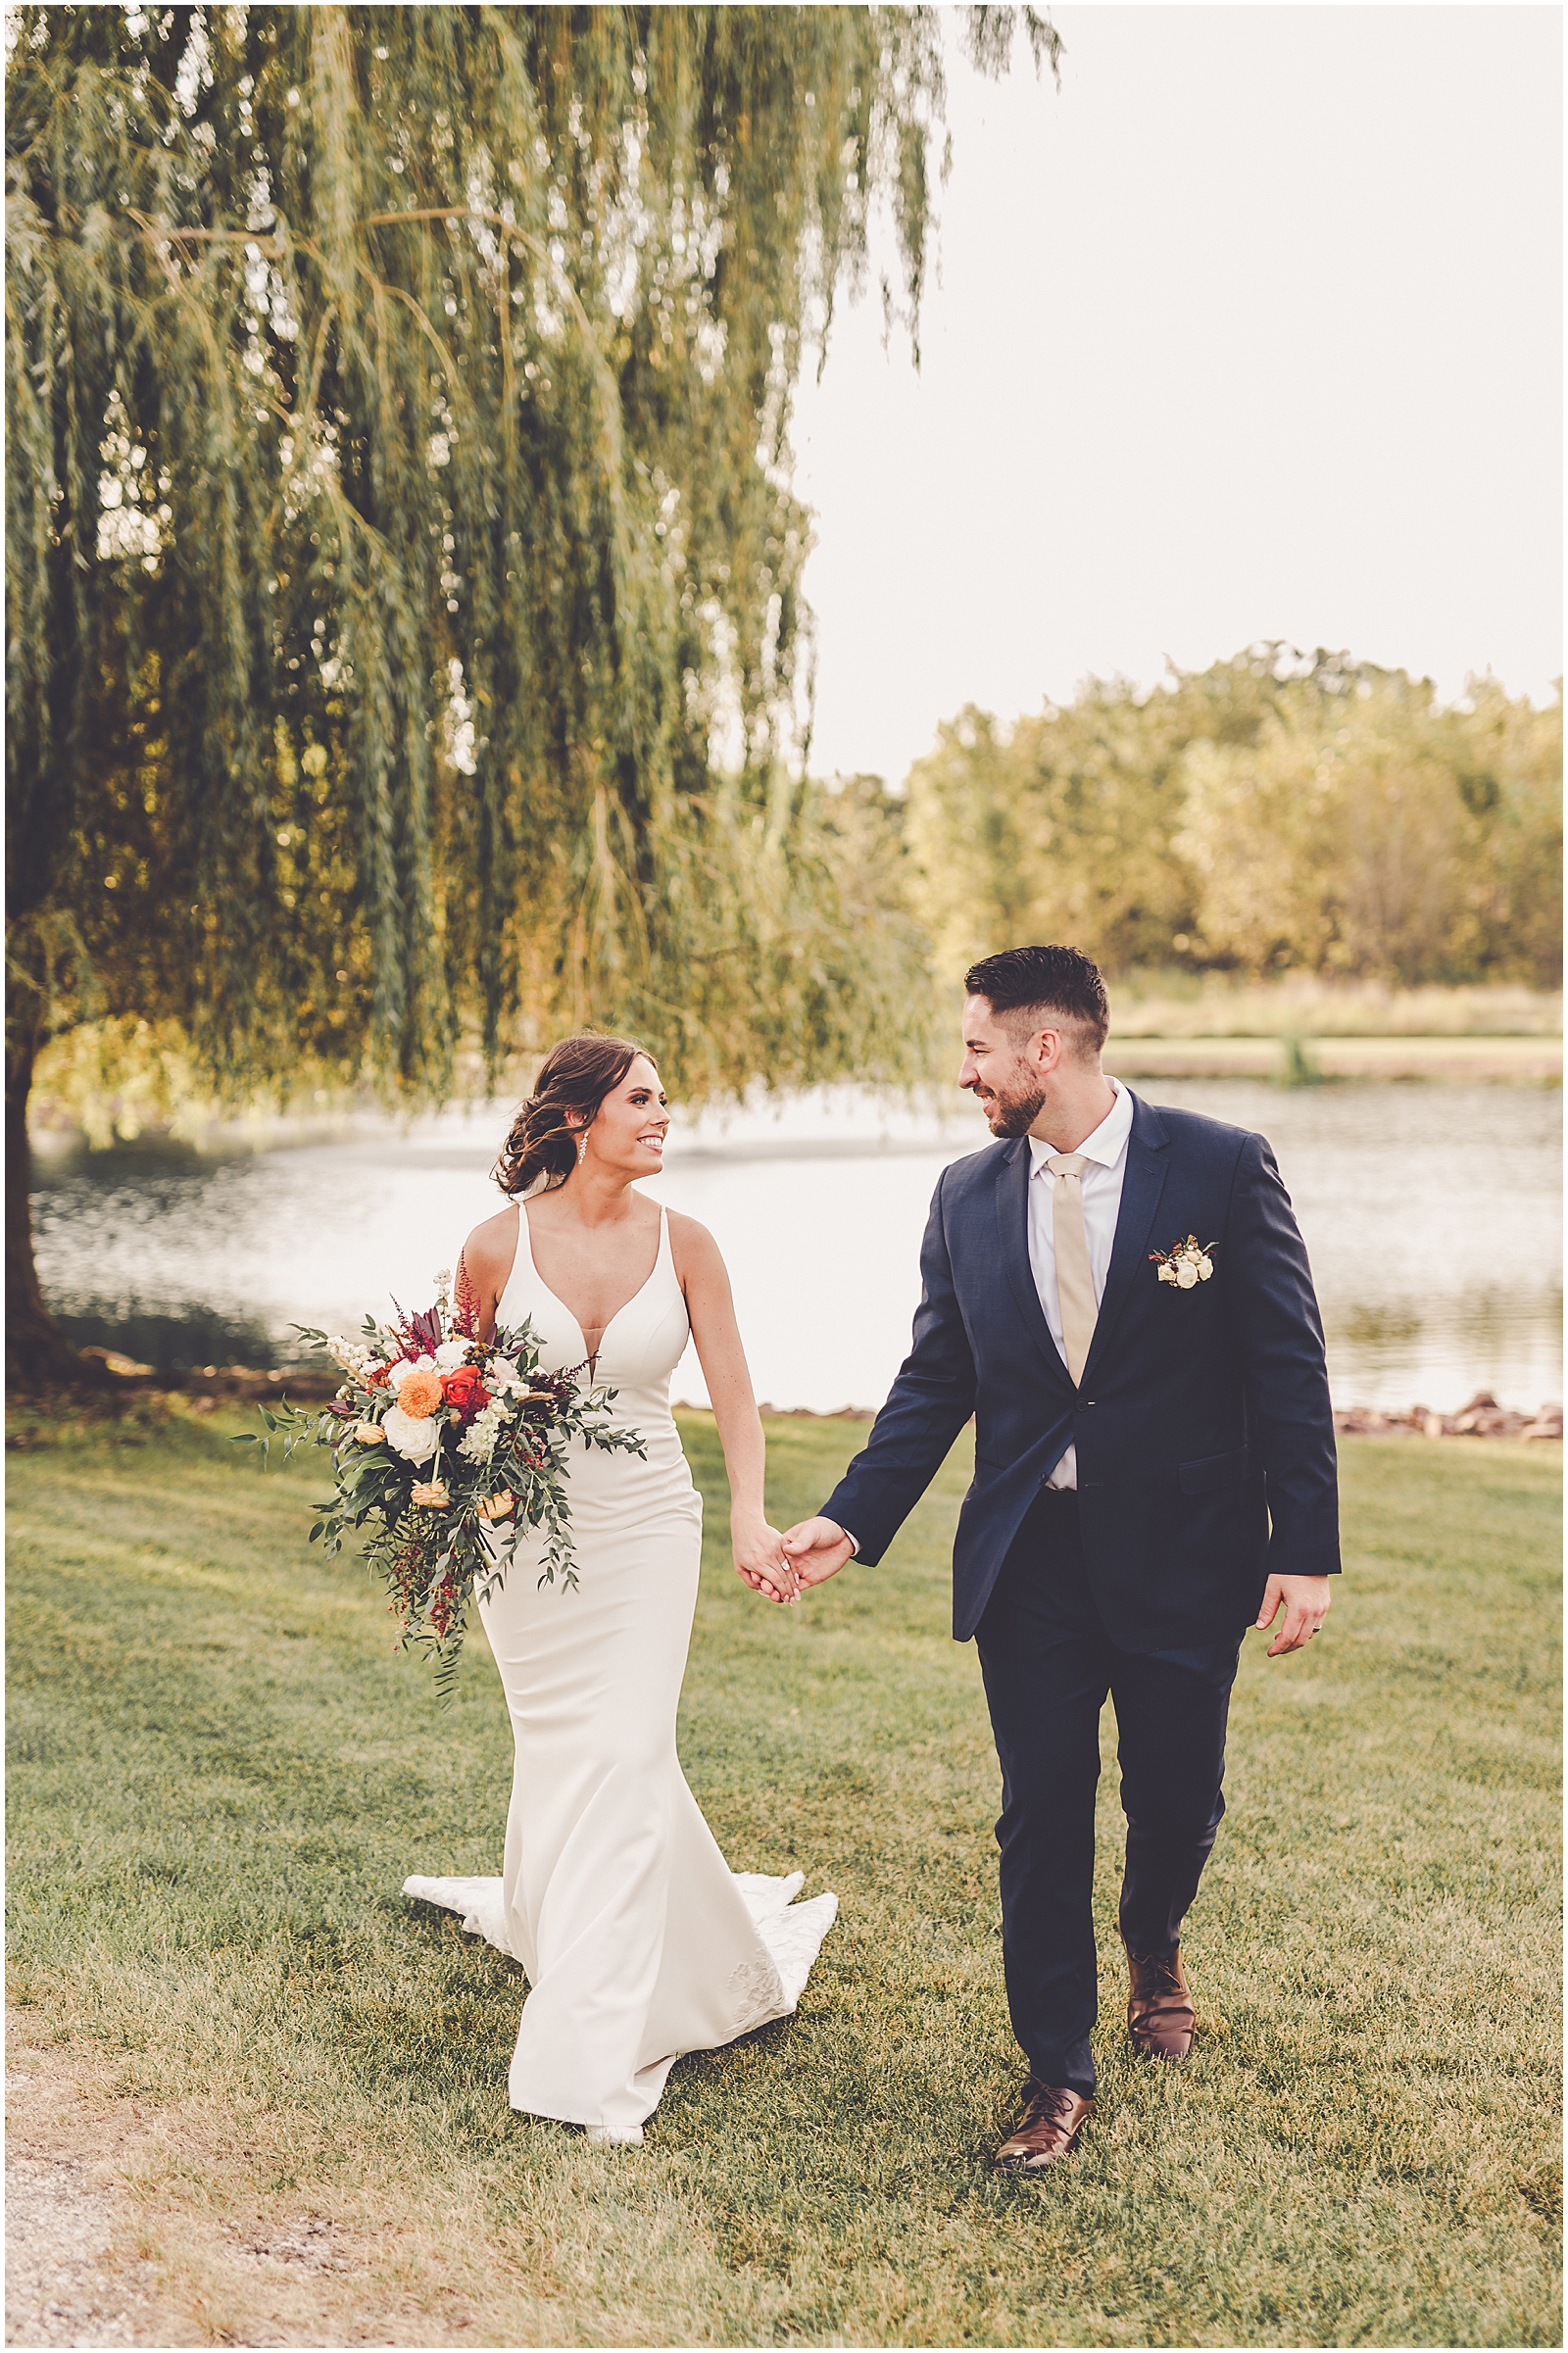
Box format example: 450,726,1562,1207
1125,1942,1196,2060
994,2079,1094,2170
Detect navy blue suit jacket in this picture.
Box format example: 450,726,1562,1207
822,1090,1341,1648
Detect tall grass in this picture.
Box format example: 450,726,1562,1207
7,1403,1561,2346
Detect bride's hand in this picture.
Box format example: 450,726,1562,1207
731,1518,800,1606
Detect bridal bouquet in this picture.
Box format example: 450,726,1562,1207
241,1273,644,1691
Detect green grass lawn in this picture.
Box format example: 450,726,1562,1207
7,1405,1561,2348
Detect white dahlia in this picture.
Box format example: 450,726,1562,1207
383,1404,441,1462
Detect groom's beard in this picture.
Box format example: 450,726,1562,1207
975,1077,1047,1138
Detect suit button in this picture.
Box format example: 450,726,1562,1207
1083,1399,1096,1407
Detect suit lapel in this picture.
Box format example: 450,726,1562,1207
994,1140,1074,1390
1081,1091,1171,1390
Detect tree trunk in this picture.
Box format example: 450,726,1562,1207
5,1004,109,1391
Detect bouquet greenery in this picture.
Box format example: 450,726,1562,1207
241,1273,644,1691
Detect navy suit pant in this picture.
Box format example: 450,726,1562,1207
974,1486,1243,2097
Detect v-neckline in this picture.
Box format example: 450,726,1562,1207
517,1202,665,1376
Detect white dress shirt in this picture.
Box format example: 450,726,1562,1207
1028,1076,1133,1489
834,1076,1133,1552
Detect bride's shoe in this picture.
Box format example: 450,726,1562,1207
586,2123,645,2146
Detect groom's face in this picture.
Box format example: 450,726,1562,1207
960,996,1051,1137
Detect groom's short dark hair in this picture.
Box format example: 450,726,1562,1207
964,945,1110,1061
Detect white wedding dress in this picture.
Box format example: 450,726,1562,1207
404,1201,837,2143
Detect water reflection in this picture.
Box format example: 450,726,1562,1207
31,1078,1562,1413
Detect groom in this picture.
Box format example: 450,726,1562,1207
781,945,1339,2168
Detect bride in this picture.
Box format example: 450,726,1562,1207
404,1033,838,2144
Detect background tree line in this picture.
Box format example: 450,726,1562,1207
36,643,1559,1162
900,647,1561,991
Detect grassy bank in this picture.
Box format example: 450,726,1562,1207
7,1407,1561,2347
1107,977,1562,1040
1103,1035,1561,1083
1102,978,1563,1083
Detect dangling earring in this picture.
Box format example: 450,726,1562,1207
576,1129,588,1165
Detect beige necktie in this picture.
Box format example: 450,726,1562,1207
1048,1152,1098,1386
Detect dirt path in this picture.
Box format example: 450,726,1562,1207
6,2034,479,2349
5,2149,184,2349
5,2049,198,2349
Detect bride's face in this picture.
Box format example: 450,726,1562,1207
580,1054,670,1177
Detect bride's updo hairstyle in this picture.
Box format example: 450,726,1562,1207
493,1033,649,1197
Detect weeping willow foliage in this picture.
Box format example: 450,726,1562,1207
7,2,1057,1154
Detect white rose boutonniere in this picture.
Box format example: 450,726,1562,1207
1151,1235,1216,1290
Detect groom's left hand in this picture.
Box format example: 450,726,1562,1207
1254,1573,1332,1656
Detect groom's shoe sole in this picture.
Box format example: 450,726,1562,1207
993,2082,1094,2170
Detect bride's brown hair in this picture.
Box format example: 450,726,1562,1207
493,1034,651,1198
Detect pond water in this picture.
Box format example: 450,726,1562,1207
31,1078,1562,1416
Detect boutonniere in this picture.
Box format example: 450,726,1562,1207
1151,1235,1216,1291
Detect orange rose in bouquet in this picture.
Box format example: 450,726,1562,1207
440,1365,488,1421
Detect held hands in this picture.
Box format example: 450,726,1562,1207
732,1516,800,1606
734,1515,852,1605
1255,1572,1332,1656
780,1517,855,1589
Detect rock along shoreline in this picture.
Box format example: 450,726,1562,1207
745,1391,1563,1445
1329,1392,1561,1443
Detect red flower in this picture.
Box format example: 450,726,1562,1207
440,1365,488,1421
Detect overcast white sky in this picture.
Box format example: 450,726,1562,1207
791,3,1563,786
